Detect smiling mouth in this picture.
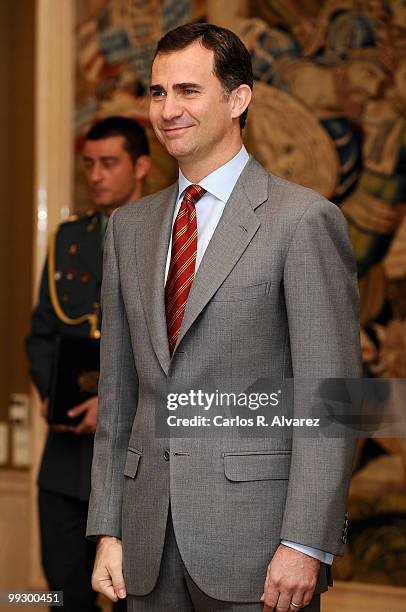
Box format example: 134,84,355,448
163,125,193,132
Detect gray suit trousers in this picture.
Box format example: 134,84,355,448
126,509,320,612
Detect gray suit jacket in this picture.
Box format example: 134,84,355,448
86,157,361,601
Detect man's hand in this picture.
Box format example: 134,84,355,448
67,396,98,435
261,544,320,611
92,536,126,602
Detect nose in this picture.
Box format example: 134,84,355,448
161,93,183,122
87,162,102,183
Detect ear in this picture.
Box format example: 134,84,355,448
230,84,252,121
134,155,152,180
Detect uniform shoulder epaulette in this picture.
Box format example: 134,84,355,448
59,209,97,227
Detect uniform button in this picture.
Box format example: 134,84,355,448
164,450,170,461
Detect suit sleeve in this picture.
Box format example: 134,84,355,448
86,211,139,540
25,257,58,400
280,199,362,556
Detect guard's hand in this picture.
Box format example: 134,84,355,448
67,396,98,435
260,544,319,611
92,536,126,603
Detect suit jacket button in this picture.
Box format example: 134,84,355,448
164,450,170,461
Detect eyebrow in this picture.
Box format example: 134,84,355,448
149,82,203,93
82,155,119,162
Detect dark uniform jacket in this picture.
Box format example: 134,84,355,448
26,211,103,500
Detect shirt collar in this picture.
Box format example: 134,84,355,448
178,145,249,203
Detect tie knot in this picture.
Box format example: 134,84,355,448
183,184,206,206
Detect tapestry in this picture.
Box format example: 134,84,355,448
75,0,206,200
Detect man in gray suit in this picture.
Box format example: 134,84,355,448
87,23,361,612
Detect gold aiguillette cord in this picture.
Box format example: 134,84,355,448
48,228,101,339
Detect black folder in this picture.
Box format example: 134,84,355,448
47,336,100,425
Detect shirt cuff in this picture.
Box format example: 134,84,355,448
281,540,334,564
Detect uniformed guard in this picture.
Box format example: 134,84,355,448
26,116,151,612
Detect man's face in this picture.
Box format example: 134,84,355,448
149,43,235,163
82,135,139,209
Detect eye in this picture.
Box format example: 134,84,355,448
151,90,166,98
102,159,118,169
184,89,198,95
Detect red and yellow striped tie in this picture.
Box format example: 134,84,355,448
165,184,206,354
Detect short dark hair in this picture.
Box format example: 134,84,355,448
86,116,149,162
154,23,253,129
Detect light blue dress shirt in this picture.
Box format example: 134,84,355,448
165,145,333,565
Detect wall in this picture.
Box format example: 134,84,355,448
0,1,35,426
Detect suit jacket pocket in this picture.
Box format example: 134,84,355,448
223,451,291,481
212,281,270,301
123,447,142,478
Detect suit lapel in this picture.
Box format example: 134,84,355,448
174,157,269,353
135,184,178,375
